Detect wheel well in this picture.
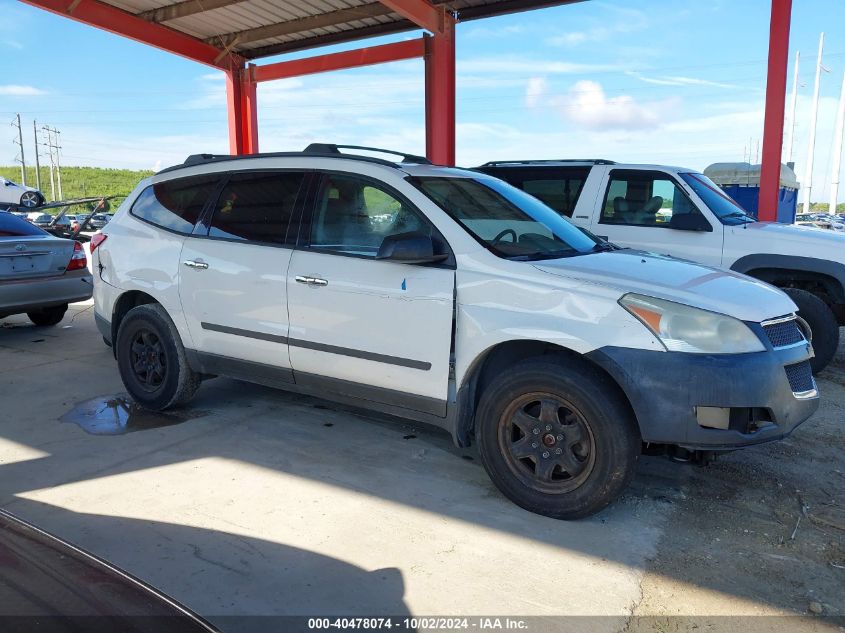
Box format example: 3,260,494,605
744,267,845,323
454,340,636,447
111,291,159,351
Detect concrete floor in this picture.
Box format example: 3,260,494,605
0,299,842,631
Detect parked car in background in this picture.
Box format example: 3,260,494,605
0,177,44,208
476,159,845,373
0,509,219,632
88,212,111,230
92,145,818,519
0,211,91,325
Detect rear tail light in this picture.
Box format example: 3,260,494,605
89,233,107,253
67,241,87,271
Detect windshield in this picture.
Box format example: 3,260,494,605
680,172,755,225
409,175,600,260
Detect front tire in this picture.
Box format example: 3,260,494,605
475,356,640,520
27,304,67,326
783,288,839,374
116,303,201,410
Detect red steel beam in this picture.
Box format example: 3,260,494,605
378,0,445,35
19,0,238,69
424,20,455,166
226,64,259,155
253,37,425,83
242,65,259,154
759,0,793,222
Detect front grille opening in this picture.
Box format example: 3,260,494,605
785,360,815,394
763,318,805,348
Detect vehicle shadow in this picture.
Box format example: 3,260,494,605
3,498,412,631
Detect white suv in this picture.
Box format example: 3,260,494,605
91,145,819,519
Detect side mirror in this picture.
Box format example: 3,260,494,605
376,232,448,264
669,213,713,232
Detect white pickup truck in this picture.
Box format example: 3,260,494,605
477,160,845,373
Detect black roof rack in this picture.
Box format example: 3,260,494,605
478,159,616,167
159,144,431,175
303,143,431,164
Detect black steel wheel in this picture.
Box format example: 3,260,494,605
116,303,201,410
476,355,640,519
27,304,67,326
129,329,167,392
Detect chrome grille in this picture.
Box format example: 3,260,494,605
763,317,805,348
784,361,815,394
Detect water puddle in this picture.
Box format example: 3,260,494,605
61,395,207,436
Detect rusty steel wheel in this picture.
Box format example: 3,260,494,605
498,393,596,495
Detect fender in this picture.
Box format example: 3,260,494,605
730,254,845,304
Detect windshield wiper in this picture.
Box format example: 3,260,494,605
721,211,755,221
591,242,617,252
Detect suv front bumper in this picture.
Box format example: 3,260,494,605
587,342,819,450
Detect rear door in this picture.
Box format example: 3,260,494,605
178,170,307,372
285,172,455,415
589,168,724,266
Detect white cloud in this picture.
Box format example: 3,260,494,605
524,77,548,108
627,72,736,89
556,80,679,131
0,85,47,96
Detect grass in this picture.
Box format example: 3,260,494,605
0,165,153,204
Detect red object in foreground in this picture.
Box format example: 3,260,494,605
425,20,456,166
759,0,793,222
89,233,107,253
67,241,87,271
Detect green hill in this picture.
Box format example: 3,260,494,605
0,166,153,202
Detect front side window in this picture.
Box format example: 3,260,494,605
131,174,219,234
207,171,305,244
679,172,756,225
600,170,705,229
410,175,599,260
309,174,431,257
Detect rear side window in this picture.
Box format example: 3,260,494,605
208,171,306,244
131,174,220,234
0,212,46,237
478,168,589,217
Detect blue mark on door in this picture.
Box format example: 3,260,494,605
401,278,407,291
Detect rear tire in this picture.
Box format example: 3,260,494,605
19,191,41,208
475,355,640,519
27,304,67,326
783,288,839,374
116,303,201,410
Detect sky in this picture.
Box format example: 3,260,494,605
2,0,845,203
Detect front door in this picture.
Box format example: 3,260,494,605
178,170,307,373
286,173,455,415
591,168,724,267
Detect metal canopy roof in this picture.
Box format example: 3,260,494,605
99,0,576,59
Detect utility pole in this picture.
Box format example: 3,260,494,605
830,70,845,214
54,129,63,200
802,32,827,213
40,125,56,202
32,121,41,192
785,50,800,163
11,114,26,186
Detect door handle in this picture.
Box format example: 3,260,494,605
295,275,328,286
183,260,209,269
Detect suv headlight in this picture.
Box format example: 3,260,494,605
619,293,765,354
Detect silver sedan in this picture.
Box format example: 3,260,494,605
0,211,92,326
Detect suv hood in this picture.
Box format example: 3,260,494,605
729,221,845,257
533,250,795,322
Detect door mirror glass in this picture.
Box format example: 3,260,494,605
376,232,448,264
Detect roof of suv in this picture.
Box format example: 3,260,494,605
476,159,693,172
157,143,483,180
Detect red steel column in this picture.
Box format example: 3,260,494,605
759,0,793,222
226,64,245,155
242,64,259,154
424,15,456,166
